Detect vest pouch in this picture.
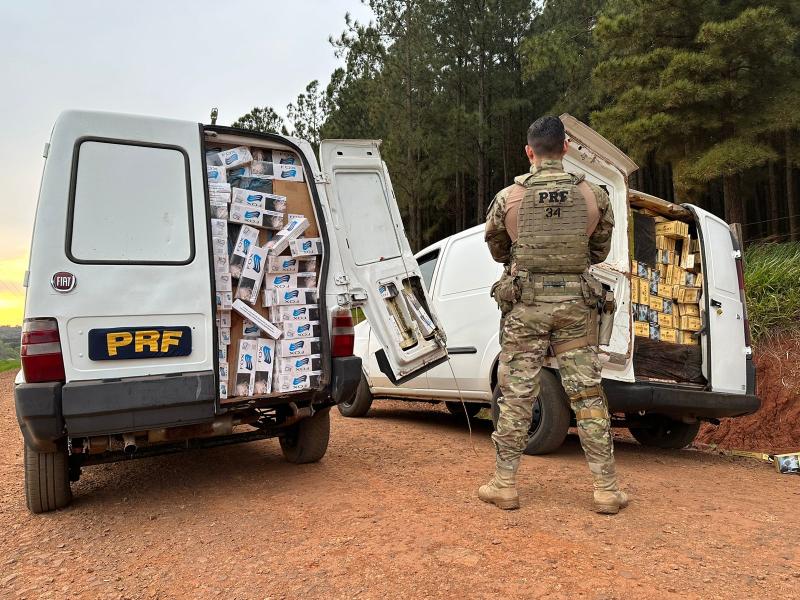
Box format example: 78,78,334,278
490,273,520,314
579,272,604,308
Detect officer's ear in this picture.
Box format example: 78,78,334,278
560,139,569,156
525,145,535,163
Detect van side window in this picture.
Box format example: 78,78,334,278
416,250,439,291
68,140,194,264
438,234,502,296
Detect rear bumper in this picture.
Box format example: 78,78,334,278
16,358,362,452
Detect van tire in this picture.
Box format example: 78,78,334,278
490,370,570,455
445,401,482,418
24,442,72,514
280,408,331,464
627,414,701,449
337,373,373,418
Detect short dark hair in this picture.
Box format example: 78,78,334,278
527,116,566,157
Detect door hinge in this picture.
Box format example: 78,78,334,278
314,171,330,184
42,142,50,158
337,289,368,307
335,274,349,285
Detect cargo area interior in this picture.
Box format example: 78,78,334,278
203,131,326,405
628,192,706,386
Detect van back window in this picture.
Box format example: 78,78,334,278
68,140,193,264
439,233,502,296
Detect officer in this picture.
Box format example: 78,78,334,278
480,116,628,514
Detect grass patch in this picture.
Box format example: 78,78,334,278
744,242,800,343
0,358,20,373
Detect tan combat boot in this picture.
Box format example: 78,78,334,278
592,467,629,515
478,466,520,510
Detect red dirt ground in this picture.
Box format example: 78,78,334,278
697,336,800,453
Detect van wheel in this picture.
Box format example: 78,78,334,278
280,408,331,464
627,414,700,449
490,370,570,455
337,373,373,418
445,401,482,418
24,442,72,514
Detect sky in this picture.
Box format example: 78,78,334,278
0,0,373,326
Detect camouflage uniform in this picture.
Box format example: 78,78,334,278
481,158,626,513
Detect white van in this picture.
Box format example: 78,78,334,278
15,110,448,513
344,115,759,453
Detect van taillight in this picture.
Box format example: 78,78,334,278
735,257,752,348
21,318,66,383
331,308,355,357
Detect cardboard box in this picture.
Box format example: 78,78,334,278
211,218,227,239
234,338,257,397
264,273,298,290
267,256,300,273
634,321,650,337
210,201,228,220
272,150,301,165
639,283,650,305
269,304,320,322
217,310,231,329
232,299,282,340
268,218,310,256
677,286,702,304
274,354,322,374
274,163,304,182
242,319,261,338
216,146,253,169
219,361,229,384
216,291,232,311
678,315,702,331
636,262,649,278
218,344,227,361
694,273,704,288
263,287,317,307
648,308,659,324
274,372,321,393
677,330,699,345
230,225,261,278
207,165,226,184
657,283,672,298
227,166,251,179
215,271,232,293
655,220,689,238
630,277,640,301
230,203,285,230
208,182,232,196
231,188,288,213
219,382,228,400
289,238,323,257
250,161,274,177
679,303,700,317
662,298,673,314
630,260,638,274
297,272,317,288
281,320,321,339
660,327,677,343
278,337,322,358
773,453,800,474
253,338,276,395
211,235,227,258
219,327,231,345
648,296,663,312
649,324,660,341
634,303,649,322
213,252,230,275
236,246,268,305
658,313,674,329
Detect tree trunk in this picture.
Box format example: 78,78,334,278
723,174,743,227
788,131,798,241
476,46,486,223
767,160,780,240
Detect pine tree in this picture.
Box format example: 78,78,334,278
231,106,285,133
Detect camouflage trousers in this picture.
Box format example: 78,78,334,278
493,298,617,489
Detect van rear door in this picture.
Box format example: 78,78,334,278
319,140,448,385
686,206,749,393
32,110,214,383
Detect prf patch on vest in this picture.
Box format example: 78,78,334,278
88,326,192,360
535,188,570,219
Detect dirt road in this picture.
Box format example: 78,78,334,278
2,371,799,599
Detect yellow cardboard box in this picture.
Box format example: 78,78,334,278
677,286,702,304
657,283,672,298
639,283,650,305
656,220,689,238
658,313,674,328
634,321,650,337
648,296,664,312
630,277,641,301
677,330,699,345
661,327,677,343
679,303,700,317
679,315,702,331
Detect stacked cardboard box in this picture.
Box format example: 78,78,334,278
631,219,702,347
205,143,321,400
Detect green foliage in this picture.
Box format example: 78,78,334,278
286,80,328,147
231,106,285,134
0,358,20,373
744,243,800,342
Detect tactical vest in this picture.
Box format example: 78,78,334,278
511,169,591,298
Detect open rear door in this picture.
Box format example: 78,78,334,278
319,140,448,385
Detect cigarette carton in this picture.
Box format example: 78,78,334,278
634,303,649,322
231,188,288,213
661,327,677,343
263,287,317,307
234,339,257,397
639,283,650,305
251,161,274,177
269,304,320,322
637,262,649,278
219,361,229,384
655,220,689,238
648,308,659,324
242,319,261,338
297,272,317,288
236,245,267,305
230,225,260,278
210,192,231,205
677,286,702,304
657,283,672,298
216,291,232,311
211,218,228,239
282,320,321,339
678,315,702,331
209,201,228,220
634,321,649,337
630,277,640,301
268,218,309,255
649,324,660,341
215,271,232,293
218,344,227,361
232,299,282,340
253,338,275,395
211,236,228,258
648,296,663,312
274,372,321,393
677,330,699,345
274,354,322,374
216,146,253,169
208,182,232,196
230,204,284,229
658,313,674,329
217,310,231,329
207,165,226,183
289,238,323,257
278,337,321,358
298,256,317,272
219,382,228,400
264,273,298,290
267,256,299,273
227,166,251,178
219,327,231,345
227,175,272,194
274,163,304,182
773,453,800,474
679,303,700,317
213,252,230,275
273,150,300,165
